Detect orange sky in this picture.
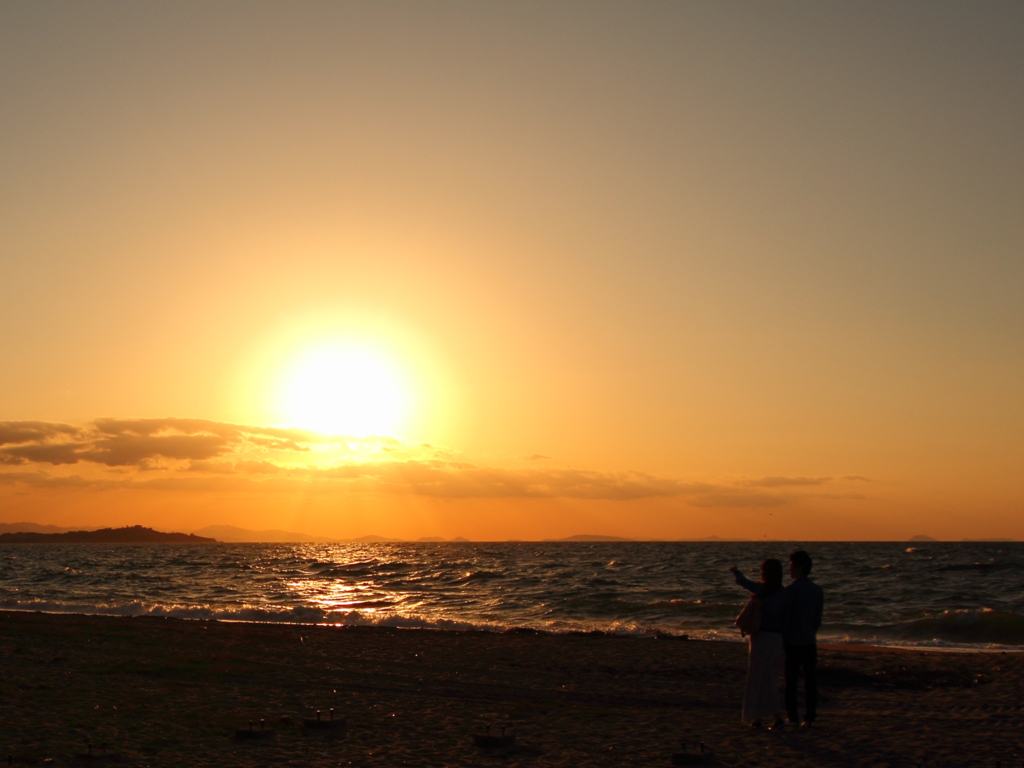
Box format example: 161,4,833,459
1,3,1022,540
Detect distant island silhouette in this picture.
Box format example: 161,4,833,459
11,522,964,543
0,525,217,544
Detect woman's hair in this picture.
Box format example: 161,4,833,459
761,558,784,595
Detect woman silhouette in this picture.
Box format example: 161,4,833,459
729,559,789,728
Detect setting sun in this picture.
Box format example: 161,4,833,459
279,342,410,437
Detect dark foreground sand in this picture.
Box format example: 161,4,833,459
1,612,1021,767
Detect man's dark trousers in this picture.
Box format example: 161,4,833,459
784,643,817,723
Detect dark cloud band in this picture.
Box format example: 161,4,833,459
0,419,861,506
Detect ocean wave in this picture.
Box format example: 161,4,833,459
0,597,483,629
934,562,1003,572
3,595,1020,648
3,541,1023,649
305,559,422,579
0,597,702,638
452,570,505,584
645,599,740,617
823,607,1024,649
897,608,1024,646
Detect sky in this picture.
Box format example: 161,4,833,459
1,1,1022,541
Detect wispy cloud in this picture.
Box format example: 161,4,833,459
742,476,834,488
685,491,790,508
311,463,686,500
0,419,866,506
0,470,95,488
0,418,322,468
0,421,80,446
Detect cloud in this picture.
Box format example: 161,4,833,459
686,491,790,508
0,421,81,446
247,436,310,451
83,433,234,466
0,442,84,465
0,471,96,488
743,476,832,488
311,462,686,500
92,417,241,438
0,418,322,468
0,418,865,506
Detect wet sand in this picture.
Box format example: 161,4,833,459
1,611,1021,767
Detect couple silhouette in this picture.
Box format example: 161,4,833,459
729,550,824,729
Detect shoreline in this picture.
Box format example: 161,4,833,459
3,605,1023,653
2,610,1022,767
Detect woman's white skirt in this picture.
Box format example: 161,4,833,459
742,630,785,722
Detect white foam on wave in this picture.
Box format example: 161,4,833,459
0,597,713,638
820,633,1024,653
0,597,501,631
2,596,1020,649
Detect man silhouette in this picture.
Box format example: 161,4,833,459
784,550,823,726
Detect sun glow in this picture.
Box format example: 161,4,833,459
280,342,411,437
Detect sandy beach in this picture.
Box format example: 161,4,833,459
1,611,1021,767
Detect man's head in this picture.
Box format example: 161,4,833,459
789,550,812,579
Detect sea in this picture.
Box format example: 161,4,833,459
1,541,1022,650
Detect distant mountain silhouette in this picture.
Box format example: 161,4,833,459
547,534,631,542
0,522,87,535
909,534,938,542
0,525,216,543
